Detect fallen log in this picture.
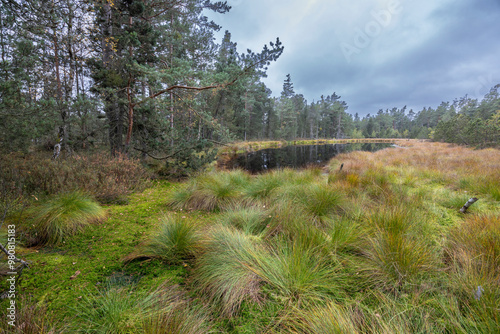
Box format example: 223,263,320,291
460,197,478,213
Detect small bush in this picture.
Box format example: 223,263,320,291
25,191,106,246
0,152,149,204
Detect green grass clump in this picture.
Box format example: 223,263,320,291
75,280,209,334
219,206,270,235
193,225,264,317
124,214,203,265
167,171,250,211
243,170,286,201
476,174,500,201
325,217,365,254
288,301,358,334
26,191,106,246
264,199,312,238
293,183,344,222
360,208,438,291
76,284,149,333
166,184,197,211
140,287,211,334
253,236,343,306
438,190,474,210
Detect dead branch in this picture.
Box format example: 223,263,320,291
460,197,478,213
133,146,189,160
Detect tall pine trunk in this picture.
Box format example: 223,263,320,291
101,0,124,156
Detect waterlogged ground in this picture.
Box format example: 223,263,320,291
1,141,499,333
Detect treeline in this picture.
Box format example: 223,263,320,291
354,86,500,147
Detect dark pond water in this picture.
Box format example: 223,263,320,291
221,143,393,173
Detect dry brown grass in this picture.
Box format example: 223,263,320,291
445,214,500,277
329,141,500,201
332,142,498,174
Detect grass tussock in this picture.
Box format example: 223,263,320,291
447,214,500,271
123,214,203,265
290,183,344,223
445,214,500,313
325,217,366,254
360,208,438,291
24,191,106,246
219,205,270,235
263,199,312,238
288,301,358,334
253,236,343,306
75,280,210,334
167,170,250,211
193,225,264,317
242,169,287,201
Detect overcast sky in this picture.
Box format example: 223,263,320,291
205,0,500,116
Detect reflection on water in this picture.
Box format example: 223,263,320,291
222,143,392,173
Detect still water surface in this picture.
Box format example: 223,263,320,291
222,143,393,173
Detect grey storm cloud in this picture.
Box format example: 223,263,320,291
206,0,500,116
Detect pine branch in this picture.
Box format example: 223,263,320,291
132,83,221,107
133,146,193,160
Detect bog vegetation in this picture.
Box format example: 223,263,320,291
1,141,499,333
